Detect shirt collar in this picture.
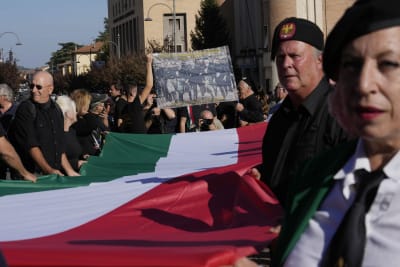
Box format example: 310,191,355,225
334,139,400,197
300,77,331,115
334,139,371,198
281,76,331,116
334,139,400,179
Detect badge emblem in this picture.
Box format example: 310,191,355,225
279,22,296,39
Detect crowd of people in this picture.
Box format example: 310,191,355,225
4,0,398,266
0,51,281,181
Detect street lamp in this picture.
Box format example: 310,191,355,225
0,32,23,46
116,33,121,59
144,1,177,53
107,39,121,60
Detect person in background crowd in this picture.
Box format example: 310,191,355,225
255,90,271,121
0,83,19,178
235,79,264,126
251,17,348,208
197,109,224,132
177,106,190,133
56,95,88,172
216,101,237,129
108,81,125,131
267,83,288,121
0,83,18,131
144,92,177,134
7,71,79,177
0,123,36,182
72,91,109,156
89,93,110,131
183,103,219,132
118,54,153,133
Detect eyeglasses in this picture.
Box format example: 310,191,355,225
29,83,46,90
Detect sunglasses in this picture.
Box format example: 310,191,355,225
29,83,46,90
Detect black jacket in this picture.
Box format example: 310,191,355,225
260,77,349,207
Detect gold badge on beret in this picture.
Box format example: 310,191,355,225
279,22,296,40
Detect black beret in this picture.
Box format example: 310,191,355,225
270,17,324,60
324,0,400,81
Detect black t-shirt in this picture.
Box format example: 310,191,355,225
112,96,127,132
260,77,349,207
73,112,108,156
0,123,5,137
7,99,65,173
64,128,83,172
119,96,147,133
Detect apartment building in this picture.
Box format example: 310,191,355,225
107,0,201,55
108,0,355,91
218,0,355,91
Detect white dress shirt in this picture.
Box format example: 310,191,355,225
284,139,400,267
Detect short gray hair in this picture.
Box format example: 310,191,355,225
0,83,14,102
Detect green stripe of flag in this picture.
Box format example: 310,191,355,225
0,132,173,197
81,132,173,177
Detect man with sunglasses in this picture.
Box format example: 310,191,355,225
7,71,80,178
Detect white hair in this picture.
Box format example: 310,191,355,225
56,95,76,117
0,83,14,102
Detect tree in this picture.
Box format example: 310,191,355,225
0,62,22,90
48,42,81,74
95,18,110,62
190,0,230,50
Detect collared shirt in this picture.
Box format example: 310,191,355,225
261,77,348,207
8,99,65,173
285,139,400,267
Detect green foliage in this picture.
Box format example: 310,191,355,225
95,18,110,62
48,42,82,73
190,0,230,50
147,39,166,53
48,18,148,94
53,53,148,94
0,62,22,90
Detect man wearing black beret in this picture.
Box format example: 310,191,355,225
228,0,400,266
251,17,348,209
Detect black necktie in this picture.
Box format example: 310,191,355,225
322,169,386,267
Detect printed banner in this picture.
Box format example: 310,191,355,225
153,46,238,108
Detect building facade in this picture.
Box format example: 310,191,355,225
107,0,201,55
74,42,104,76
218,0,355,92
264,0,356,90
108,0,355,92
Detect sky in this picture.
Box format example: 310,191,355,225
0,0,108,69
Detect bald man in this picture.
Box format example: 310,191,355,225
8,71,79,177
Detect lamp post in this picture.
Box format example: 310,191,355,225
116,33,121,59
0,32,23,63
107,39,120,59
0,32,23,46
144,1,177,53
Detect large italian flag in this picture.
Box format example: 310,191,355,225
0,123,282,267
